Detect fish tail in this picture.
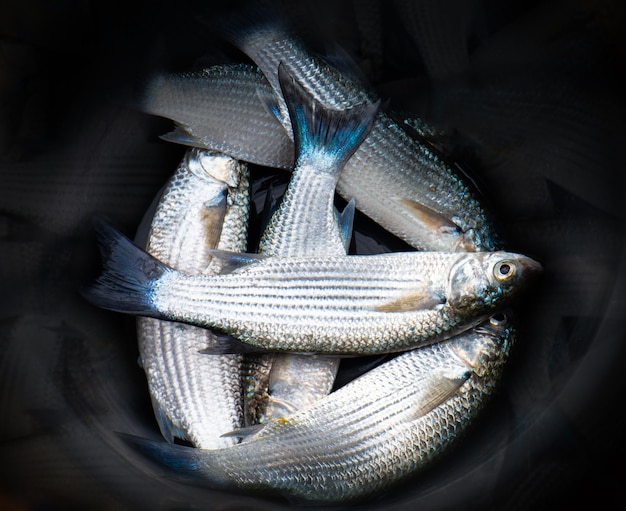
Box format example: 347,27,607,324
118,432,229,487
81,217,168,318
278,63,380,175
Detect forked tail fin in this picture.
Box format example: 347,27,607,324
277,62,380,175
81,217,169,318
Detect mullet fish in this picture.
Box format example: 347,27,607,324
82,221,540,355
136,148,250,449
120,313,517,503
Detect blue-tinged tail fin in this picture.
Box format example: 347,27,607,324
81,217,169,318
118,432,231,489
277,63,380,175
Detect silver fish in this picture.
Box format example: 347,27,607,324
251,64,379,423
120,313,517,503
164,10,499,251
136,148,250,449
83,223,540,355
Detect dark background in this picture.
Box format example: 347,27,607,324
1,0,626,510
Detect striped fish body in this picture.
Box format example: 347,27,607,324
149,251,533,355
84,225,539,356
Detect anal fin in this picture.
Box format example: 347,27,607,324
160,125,205,147
336,198,355,252
152,400,190,445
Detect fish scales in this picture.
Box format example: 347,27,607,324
137,148,250,449
122,315,515,503
259,170,344,257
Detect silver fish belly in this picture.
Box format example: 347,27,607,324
136,148,250,449
122,313,516,503
249,65,378,423
84,228,540,355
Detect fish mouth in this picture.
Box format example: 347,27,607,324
517,256,543,276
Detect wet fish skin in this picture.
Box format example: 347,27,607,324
119,313,516,503
83,222,540,355
136,148,250,449
250,64,379,423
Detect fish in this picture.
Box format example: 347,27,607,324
249,63,379,423
118,312,517,503
82,220,541,355
135,148,250,449
209,6,500,252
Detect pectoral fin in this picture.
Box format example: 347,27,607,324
134,184,167,247
398,197,461,235
373,288,444,312
266,395,298,417
407,369,471,421
256,86,290,132
118,432,224,486
200,197,227,250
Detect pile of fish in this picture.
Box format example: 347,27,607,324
82,8,541,504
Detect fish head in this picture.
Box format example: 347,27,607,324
187,148,243,188
451,312,517,377
447,252,542,311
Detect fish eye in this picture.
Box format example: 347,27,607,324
494,260,516,281
489,313,508,327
